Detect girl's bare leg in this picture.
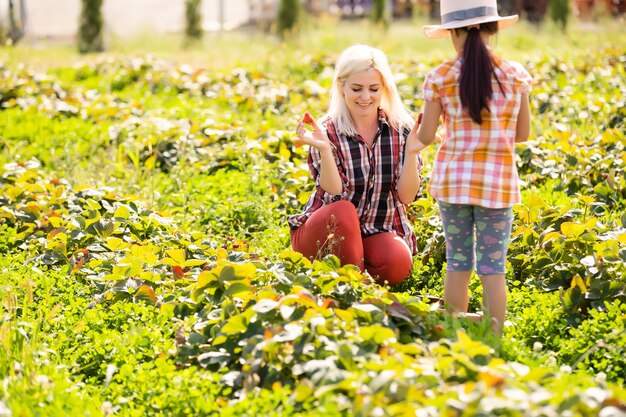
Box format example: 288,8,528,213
480,274,507,335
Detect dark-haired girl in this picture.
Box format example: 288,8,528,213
408,0,532,334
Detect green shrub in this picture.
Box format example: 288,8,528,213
78,0,104,53
504,288,570,353
558,300,626,384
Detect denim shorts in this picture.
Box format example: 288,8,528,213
438,201,513,275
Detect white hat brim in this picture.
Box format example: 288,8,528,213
423,15,518,39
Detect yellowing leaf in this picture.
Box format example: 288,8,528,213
106,237,128,251
359,325,396,344
594,240,620,260
113,204,131,219
279,142,291,160
584,217,598,229
542,231,563,244
197,270,217,287
221,314,248,335
478,371,505,388
131,245,158,265
216,247,228,260
561,222,585,238
334,309,354,323
144,155,156,170
298,193,310,205
48,216,63,228
164,249,186,265
134,285,157,305
183,259,206,268
571,274,587,292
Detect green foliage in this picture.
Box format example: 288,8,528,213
78,0,104,53
509,194,626,319
1,35,626,416
559,300,626,384
184,0,203,43
505,288,570,354
277,0,300,38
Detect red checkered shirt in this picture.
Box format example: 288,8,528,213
423,51,532,208
287,110,423,255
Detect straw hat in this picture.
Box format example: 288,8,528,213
423,0,518,39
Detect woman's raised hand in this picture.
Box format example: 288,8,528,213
405,113,427,155
296,112,333,153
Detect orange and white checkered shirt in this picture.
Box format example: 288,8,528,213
422,52,532,208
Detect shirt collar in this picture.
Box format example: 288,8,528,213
377,108,390,127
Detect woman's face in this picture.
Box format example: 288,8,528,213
341,69,383,121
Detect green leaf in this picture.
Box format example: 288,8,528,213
220,314,248,336
93,218,114,239
359,325,396,344
219,265,236,283
223,283,252,298
86,198,102,210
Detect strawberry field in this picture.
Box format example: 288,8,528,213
1,20,625,416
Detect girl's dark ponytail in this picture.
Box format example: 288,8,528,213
457,22,501,124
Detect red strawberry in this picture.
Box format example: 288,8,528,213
303,112,314,125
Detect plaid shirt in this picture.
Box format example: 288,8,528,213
287,109,422,255
423,52,532,208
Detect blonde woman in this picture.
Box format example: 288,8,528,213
288,44,424,286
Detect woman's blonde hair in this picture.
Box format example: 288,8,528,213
326,44,414,136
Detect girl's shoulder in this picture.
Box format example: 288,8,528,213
424,58,460,89
428,58,460,77
496,56,532,81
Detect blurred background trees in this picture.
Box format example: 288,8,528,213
0,0,26,45
277,0,301,37
0,0,623,51
78,0,104,53
550,0,571,29
185,0,204,43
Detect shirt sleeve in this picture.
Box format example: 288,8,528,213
422,69,440,102
308,142,349,204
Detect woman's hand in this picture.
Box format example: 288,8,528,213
296,112,333,154
405,113,427,155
